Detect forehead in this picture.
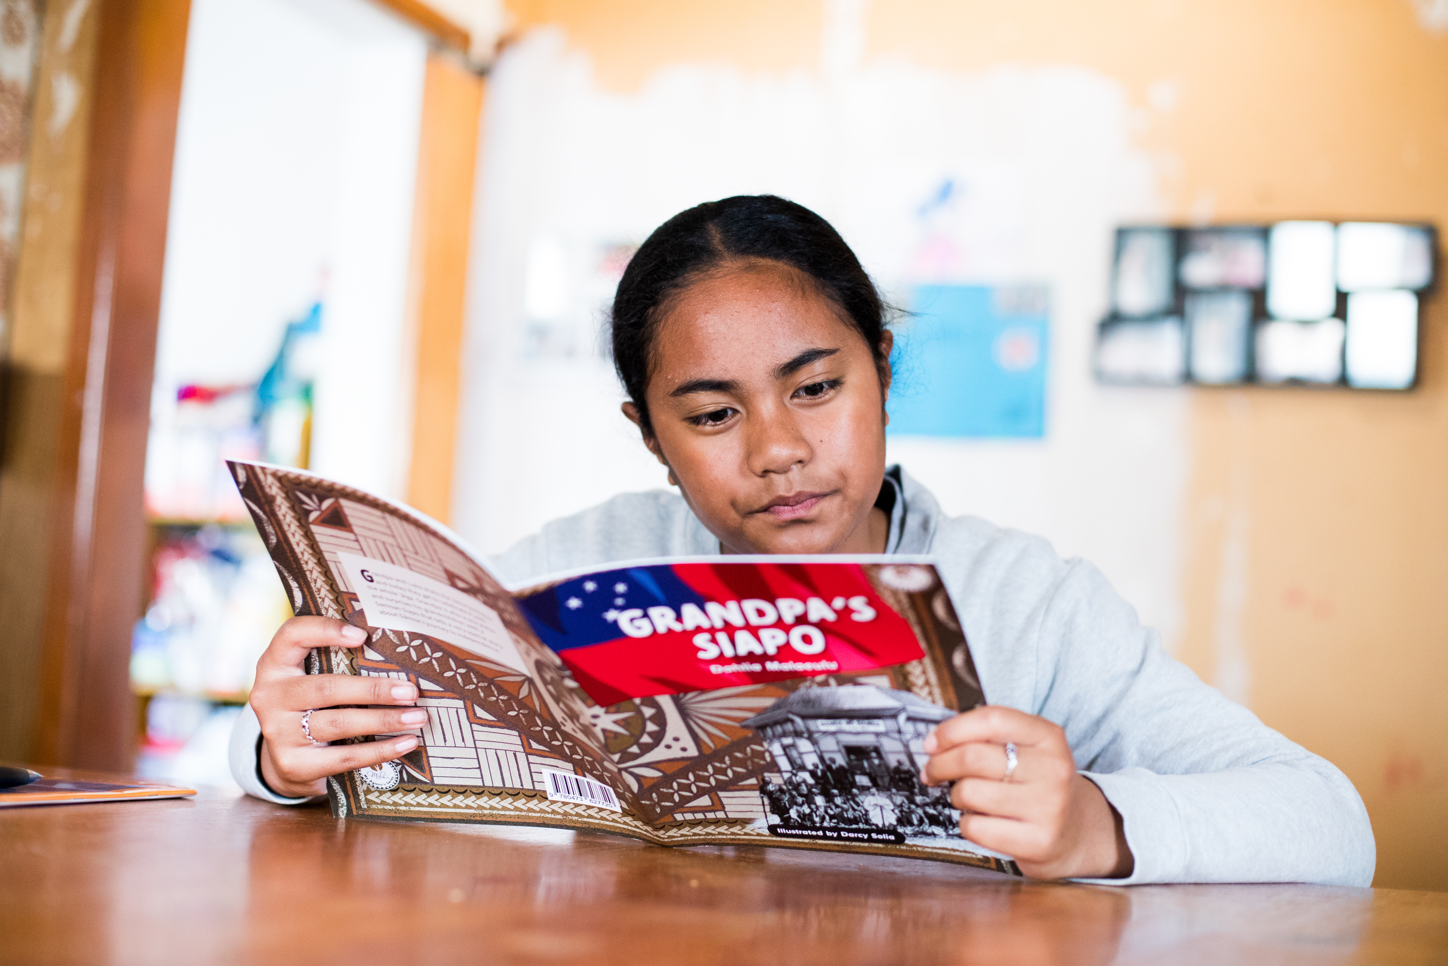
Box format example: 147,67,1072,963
649,264,861,383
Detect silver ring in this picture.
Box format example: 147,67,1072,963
300,709,322,746
1002,741,1018,782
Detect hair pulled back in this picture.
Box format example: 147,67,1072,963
610,195,889,435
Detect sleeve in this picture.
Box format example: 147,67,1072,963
227,703,324,806
492,532,545,587
1037,562,1375,887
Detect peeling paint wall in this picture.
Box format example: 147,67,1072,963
461,0,1448,889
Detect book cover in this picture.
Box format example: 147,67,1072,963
0,777,196,808
230,460,1018,875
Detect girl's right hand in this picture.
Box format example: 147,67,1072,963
249,616,427,799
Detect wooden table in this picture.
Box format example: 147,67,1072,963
2,775,1446,966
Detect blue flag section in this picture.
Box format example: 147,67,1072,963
517,564,707,653
887,284,1050,439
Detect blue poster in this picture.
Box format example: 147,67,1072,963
887,285,1049,439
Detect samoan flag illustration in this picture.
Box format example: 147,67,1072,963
515,561,926,706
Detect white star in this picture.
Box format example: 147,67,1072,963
590,708,638,736
614,597,625,606
565,597,583,610
602,609,621,622
582,581,597,592
614,582,628,593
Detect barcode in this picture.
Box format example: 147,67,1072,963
542,770,621,812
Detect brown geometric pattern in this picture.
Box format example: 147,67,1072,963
636,742,776,814
376,630,628,799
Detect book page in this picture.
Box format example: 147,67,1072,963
336,553,529,675
229,461,646,835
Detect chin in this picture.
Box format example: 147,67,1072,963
742,522,846,556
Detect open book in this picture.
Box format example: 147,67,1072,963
231,461,1018,875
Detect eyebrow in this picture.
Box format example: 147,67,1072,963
668,347,843,398
774,347,839,378
670,378,738,397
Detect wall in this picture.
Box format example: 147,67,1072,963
458,16,1188,655
464,0,1448,889
0,0,92,762
0,0,41,349
872,0,1448,893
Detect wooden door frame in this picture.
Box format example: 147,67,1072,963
31,0,194,769
373,0,472,55
404,54,484,524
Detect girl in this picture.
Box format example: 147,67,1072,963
231,195,1374,885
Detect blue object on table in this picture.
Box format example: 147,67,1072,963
887,284,1050,439
0,765,42,788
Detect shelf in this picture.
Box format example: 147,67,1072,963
145,517,255,528
133,686,250,706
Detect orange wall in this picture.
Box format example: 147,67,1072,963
500,0,1448,889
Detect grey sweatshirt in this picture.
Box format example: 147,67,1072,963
229,466,1375,886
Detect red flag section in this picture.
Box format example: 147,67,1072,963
557,561,925,705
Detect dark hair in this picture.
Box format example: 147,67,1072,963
610,195,890,435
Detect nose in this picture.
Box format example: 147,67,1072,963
745,401,813,477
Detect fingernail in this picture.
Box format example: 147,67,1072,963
400,710,428,725
922,732,937,753
340,624,367,644
391,684,418,701
395,736,418,754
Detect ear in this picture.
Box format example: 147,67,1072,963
622,402,668,467
621,400,644,430
877,329,894,404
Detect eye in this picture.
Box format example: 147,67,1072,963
794,379,841,400
688,407,736,428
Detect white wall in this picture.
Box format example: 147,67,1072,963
154,0,426,499
454,11,1189,645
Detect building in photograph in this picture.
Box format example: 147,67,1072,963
743,685,959,836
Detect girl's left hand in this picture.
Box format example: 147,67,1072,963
920,705,1134,880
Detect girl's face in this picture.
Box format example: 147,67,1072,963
624,260,892,555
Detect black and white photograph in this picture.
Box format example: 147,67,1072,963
744,685,963,845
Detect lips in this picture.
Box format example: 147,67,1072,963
756,491,832,521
